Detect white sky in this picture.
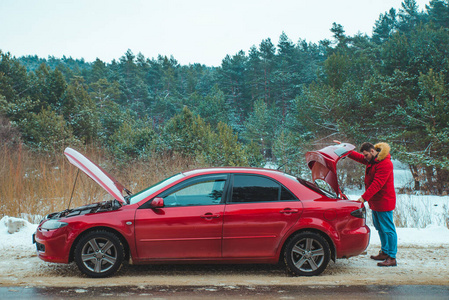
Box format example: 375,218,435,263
0,0,431,67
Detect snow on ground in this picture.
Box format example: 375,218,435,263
1,216,448,257
1,214,449,288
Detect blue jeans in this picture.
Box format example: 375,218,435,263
372,210,397,258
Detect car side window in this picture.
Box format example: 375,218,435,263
163,179,226,207
281,186,297,201
231,174,297,203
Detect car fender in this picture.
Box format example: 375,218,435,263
66,211,137,262
276,216,340,261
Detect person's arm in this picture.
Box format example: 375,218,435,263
333,140,367,165
333,141,367,202
348,151,368,165
362,160,393,201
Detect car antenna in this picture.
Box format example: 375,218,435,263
277,162,287,170
67,169,80,210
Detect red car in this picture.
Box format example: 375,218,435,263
34,143,369,278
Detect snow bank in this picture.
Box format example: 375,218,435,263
369,225,449,247
0,216,38,251
3,216,26,234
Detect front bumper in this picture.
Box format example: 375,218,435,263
34,227,71,264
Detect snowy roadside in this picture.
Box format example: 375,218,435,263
1,215,449,287
1,161,448,287
2,216,449,254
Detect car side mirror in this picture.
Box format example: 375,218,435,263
151,197,165,208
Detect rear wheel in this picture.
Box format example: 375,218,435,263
74,230,124,278
284,231,330,276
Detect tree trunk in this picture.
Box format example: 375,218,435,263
410,164,420,191
425,166,434,193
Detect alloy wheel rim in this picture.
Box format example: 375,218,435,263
291,237,325,272
81,237,117,273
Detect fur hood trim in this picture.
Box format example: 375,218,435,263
374,142,390,161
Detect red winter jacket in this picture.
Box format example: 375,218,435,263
348,142,396,212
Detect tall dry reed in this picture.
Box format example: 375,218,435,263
0,145,207,223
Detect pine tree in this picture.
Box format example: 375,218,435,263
397,0,423,33
331,23,346,43
187,85,228,127
89,58,108,83
373,9,397,44
259,38,276,105
243,99,279,159
18,107,76,152
163,106,212,157
109,119,157,161
117,49,150,113
62,77,98,144
0,51,30,102
206,122,249,166
427,0,449,29
247,45,262,101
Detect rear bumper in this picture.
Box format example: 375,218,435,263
337,225,370,258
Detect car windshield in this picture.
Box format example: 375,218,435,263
128,173,185,204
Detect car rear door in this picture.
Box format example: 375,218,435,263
222,174,303,258
134,174,227,259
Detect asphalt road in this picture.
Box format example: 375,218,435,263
1,285,449,299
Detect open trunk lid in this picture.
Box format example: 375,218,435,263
305,143,355,199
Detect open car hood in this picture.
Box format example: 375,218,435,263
64,147,126,204
305,143,355,198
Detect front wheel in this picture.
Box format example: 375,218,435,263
284,231,331,276
74,230,124,278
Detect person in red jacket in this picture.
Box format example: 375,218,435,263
348,142,398,267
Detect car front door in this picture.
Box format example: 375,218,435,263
222,174,303,258
134,174,227,259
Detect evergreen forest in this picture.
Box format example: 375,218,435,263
1,0,449,194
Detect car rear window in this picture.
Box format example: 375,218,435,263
296,177,337,198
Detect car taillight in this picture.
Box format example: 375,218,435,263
350,206,366,219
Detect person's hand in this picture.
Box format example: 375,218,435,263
333,140,341,144
357,197,365,203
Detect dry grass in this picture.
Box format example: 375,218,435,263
4,145,447,229
0,145,207,223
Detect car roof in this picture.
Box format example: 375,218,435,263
181,167,293,178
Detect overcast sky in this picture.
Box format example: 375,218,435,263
0,0,431,66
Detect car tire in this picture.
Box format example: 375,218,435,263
284,231,330,276
74,230,124,278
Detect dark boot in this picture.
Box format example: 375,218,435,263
377,256,397,267
370,250,388,261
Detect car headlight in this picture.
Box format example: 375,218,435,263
40,219,68,230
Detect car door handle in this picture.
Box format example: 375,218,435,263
201,213,220,219
280,208,299,214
